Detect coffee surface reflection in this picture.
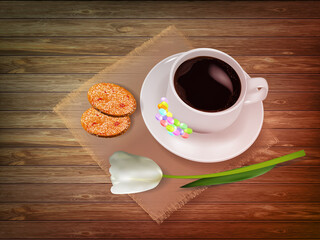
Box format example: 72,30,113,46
174,57,241,112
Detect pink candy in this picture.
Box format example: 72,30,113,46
167,117,174,124
161,97,168,103
173,129,180,136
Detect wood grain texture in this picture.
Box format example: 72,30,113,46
0,147,318,166
1,74,319,92
1,56,319,74
0,147,95,166
1,19,319,37
0,166,319,184
0,129,318,147
1,183,319,203
0,92,319,111
0,221,319,238
0,0,319,239
0,1,319,18
1,37,320,56
1,203,319,221
0,111,319,129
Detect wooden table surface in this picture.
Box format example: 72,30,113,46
0,1,319,239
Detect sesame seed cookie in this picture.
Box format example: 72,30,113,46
88,83,136,117
81,108,130,137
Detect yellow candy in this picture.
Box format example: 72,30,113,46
167,112,173,117
158,103,168,111
166,125,175,132
161,101,168,108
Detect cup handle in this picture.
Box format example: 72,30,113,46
244,77,268,105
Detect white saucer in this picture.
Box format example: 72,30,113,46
140,53,264,163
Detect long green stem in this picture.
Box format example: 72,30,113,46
162,150,305,179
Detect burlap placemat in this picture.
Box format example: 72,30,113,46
54,26,278,223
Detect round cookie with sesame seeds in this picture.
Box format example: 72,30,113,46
81,108,130,137
88,83,136,117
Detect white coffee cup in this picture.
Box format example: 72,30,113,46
166,48,268,133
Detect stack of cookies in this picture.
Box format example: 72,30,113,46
81,83,136,137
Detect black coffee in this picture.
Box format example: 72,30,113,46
174,56,241,112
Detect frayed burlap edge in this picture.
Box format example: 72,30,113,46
53,25,197,221
134,131,279,224
53,25,279,224
53,25,191,173
130,186,207,224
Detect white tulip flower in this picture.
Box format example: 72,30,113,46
109,151,163,194
109,151,305,194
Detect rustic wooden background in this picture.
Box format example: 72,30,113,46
0,1,319,239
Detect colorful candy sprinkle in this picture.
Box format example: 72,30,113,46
166,125,175,132
155,113,162,121
174,119,180,126
161,101,168,108
168,131,174,136
159,108,167,116
161,97,168,103
156,97,193,139
160,120,168,127
167,117,174,124
158,103,168,111
184,128,193,134
173,129,180,136
180,123,188,130
177,127,184,135
181,132,189,139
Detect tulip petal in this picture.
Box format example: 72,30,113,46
109,151,163,194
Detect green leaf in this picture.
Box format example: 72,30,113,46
164,150,305,179
181,165,275,188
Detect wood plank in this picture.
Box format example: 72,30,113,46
0,166,319,184
0,129,318,147
250,74,320,92
195,183,320,203
0,93,69,110
0,74,92,92
1,203,319,221
0,56,119,74
0,37,146,56
1,37,320,56
236,56,320,74
0,146,318,166
0,146,317,166
1,1,319,18
1,111,319,129
245,147,320,166
0,183,129,203
1,74,319,92
1,56,319,74
0,92,319,111
270,129,320,147
263,111,320,129
0,147,95,166
0,111,65,128
1,183,319,203
0,19,319,37
0,166,107,183
264,93,320,111
0,221,319,238
0,129,79,147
